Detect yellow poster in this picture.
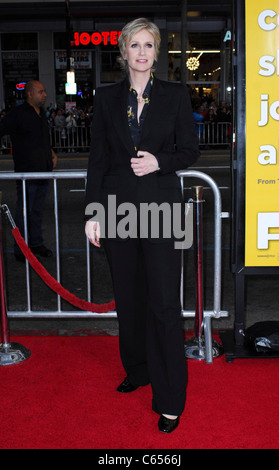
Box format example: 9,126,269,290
245,1,279,266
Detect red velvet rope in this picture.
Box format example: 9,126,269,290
12,227,115,313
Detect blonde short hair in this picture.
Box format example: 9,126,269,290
118,18,161,73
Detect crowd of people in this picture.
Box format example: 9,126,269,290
192,98,232,144
0,104,94,153
193,98,231,124
46,105,93,152
1,95,232,154
46,104,93,127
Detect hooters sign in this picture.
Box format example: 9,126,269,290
72,31,122,47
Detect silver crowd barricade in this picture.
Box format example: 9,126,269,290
194,122,231,146
48,126,91,152
0,170,228,364
0,123,232,154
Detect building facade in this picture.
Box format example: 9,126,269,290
0,0,232,111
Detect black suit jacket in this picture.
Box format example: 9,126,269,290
85,76,200,240
0,102,53,172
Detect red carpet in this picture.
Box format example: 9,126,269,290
0,335,279,450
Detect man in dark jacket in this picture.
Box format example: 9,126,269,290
0,80,58,261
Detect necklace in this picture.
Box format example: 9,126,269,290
137,96,144,103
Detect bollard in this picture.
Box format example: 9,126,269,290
0,196,31,366
184,186,223,362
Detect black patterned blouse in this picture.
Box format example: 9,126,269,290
127,74,153,151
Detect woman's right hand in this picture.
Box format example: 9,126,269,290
85,220,101,247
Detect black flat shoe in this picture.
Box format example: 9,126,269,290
158,415,180,433
117,377,138,393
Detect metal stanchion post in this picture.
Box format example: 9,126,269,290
0,195,31,366
184,186,205,360
0,201,10,347
184,186,223,361
193,186,204,342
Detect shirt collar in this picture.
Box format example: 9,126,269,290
128,72,154,103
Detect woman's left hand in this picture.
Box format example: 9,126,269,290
51,149,58,169
131,150,159,176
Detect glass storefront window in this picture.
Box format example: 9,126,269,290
54,32,69,50
100,49,122,84
168,31,221,102
54,32,123,87
54,33,95,107
1,33,38,51
54,49,94,107
1,33,38,109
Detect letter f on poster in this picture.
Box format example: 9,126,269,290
257,212,279,249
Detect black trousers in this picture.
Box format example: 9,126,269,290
103,237,187,416
14,180,49,254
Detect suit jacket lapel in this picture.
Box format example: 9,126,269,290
139,77,166,146
108,76,166,155
109,79,137,156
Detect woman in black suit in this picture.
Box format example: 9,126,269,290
85,18,199,433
